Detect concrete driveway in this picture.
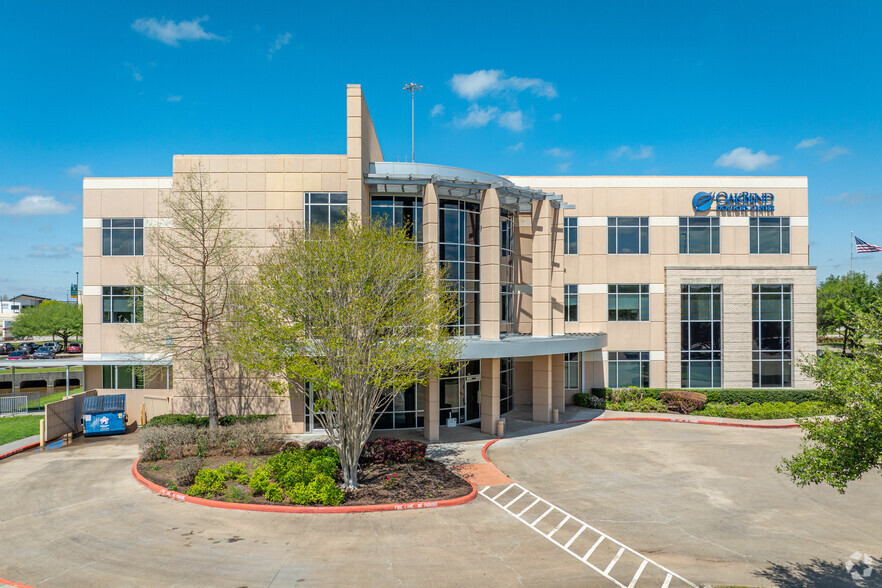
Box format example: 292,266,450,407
488,421,882,587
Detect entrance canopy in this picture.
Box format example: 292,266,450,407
457,333,607,360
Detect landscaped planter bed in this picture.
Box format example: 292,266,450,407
136,453,472,507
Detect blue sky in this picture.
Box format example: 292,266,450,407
2,1,882,300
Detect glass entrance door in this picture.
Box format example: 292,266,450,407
464,378,481,423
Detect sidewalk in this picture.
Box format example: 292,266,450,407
0,434,40,458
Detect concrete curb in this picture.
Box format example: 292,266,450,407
132,456,477,514
0,441,40,463
481,438,501,462
0,576,37,588
565,415,801,429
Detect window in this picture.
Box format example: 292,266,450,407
750,217,790,254
564,217,578,254
102,287,143,324
680,284,722,388
500,211,515,333
564,284,578,322
102,218,144,256
565,352,580,390
500,357,514,414
374,384,425,430
608,217,649,254
752,285,792,387
371,195,423,242
305,192,347,229
679,217,719,254
102,365,145,389
608,284,649,321
439,199,480,335
608,351,650,388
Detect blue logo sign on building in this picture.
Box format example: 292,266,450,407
692,191,775,214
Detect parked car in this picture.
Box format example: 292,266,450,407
0,343,14,355
33,346,56,359
66,342,82,353
46,341,63,353
18,342,36,353
7,350,29,360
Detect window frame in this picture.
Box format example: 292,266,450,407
101,286,144,324
608,351,650,388
304,192,348,230
749,217,790,254
102,218,144,256
564,284,578,322
752,284,793,388
678,216,720,254
608,217,649,254
607,284,650,322
680,284,722,388
564,217,578,255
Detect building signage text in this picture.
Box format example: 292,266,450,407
693,191,775,214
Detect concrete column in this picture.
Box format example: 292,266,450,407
552,353,565,413
289,385,306,434
423,183,439,260
480,357,500,434
480,188,501,340
551,207,565,335
532,201,553,337
532,354,553,422
423,378,439,442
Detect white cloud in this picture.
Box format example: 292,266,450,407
124,62,143,81
268,32,292,60
66,164,92,177
0,185,35,194
795,136,823,149
714,147,780,171
552,113,561,122
0,195,76,216
610,145,654,160
454,104,498,128
822,145,849,161
557,162,572,172
545,147,573,158
28,244,72,259
498,110,529,132
72,242,83,253
430,104,445,117
507,142,525,152
450,69,557,100
132,16,224,47
167,95,182,102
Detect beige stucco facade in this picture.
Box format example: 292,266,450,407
80,85,816,439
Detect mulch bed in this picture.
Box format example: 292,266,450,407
137,455,472,507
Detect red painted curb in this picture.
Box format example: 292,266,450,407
0,576,37,588
0,441,40,462
132,456,477,514
564,416,800,429
481,438,501,463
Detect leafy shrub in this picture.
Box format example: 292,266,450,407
635,397,666,412
225,484,247,503
138,422,281,461
694,401,834,420
573,393,605,409
138,425,202,461
235,473,251,485
661,390,707,414
175,457,203,487
144,413,274,428
287,474,343,506
360,438,426,464
306,440,328,451
187,468,227,498
218,461,247,480
608,388,645,404
265,482,285,503
592,388,822,405
248,467,271,496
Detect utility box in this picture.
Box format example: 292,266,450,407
83,394,127,437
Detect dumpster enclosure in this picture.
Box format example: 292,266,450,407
83,394,127,437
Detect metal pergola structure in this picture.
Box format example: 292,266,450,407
0,357,172,398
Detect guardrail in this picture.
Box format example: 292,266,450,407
0,395,27,416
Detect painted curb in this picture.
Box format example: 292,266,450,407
481,438,501,463
132,456,477,514
0,576,37,588
565,416,800,429
0,441,40,463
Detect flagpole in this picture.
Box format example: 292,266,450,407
850,231,854,273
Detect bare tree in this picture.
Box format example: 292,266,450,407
128,167,247,429
230,218,460,489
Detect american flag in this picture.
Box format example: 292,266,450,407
855,236,882,253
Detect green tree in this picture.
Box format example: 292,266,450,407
781,308,882,493
128,168,248,429
11,301,82,348
230,218,460,489
816,271,880,354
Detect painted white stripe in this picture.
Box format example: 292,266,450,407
83,177,172,190
547,515,571,539
649,351,665,361
82,218,101,229
790,217,809,227
601,351,609,361
563,524,587,549
719,216,750,227
648,283,665,294
604,547,625,574
628,560,648,588
648,217,678,227
492,484,515,502
530,506,556,528
504,489,529,509
505,176,807,189
577,284,606,295
577,217,606,227
582,537,605,561
517,497,542,517
662,573,673,588
82,285,101,296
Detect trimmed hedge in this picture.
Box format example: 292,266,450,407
661,390,707,414
694,401,834,420
144,413,275,428
591,388,822,405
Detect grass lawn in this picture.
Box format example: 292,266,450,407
0,415,42,446
27,388,83,410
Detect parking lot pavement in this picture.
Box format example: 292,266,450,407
488,420,882,587
0,435,603,587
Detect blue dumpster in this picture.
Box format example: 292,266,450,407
83,394,127,437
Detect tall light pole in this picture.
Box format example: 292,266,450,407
403,82,422,162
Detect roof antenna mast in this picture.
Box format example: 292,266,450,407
403,82,422,163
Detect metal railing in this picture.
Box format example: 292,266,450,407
0,395,27,416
